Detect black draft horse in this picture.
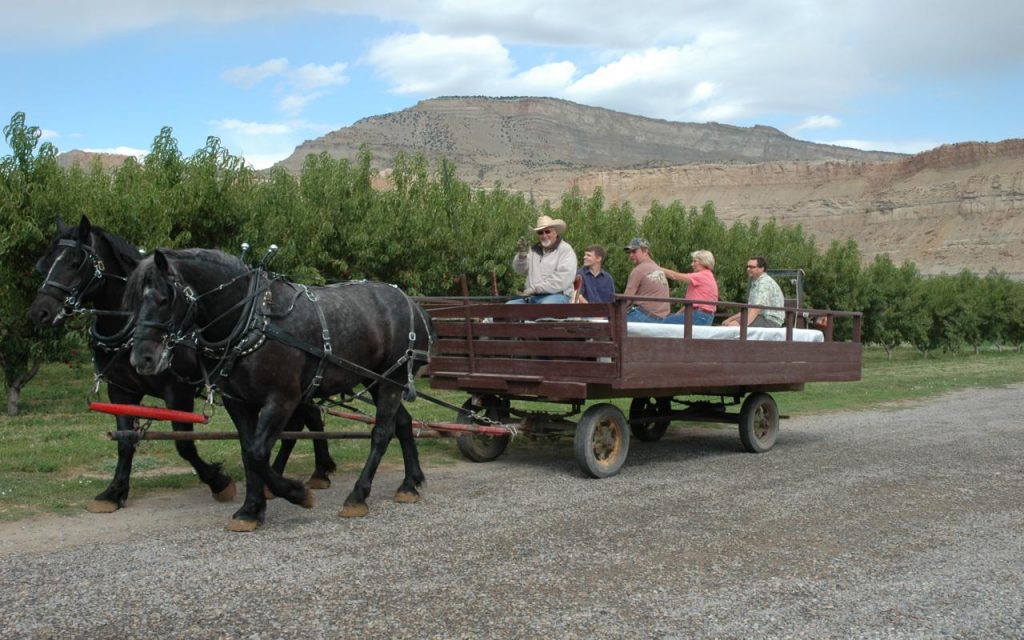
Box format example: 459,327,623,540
125,248,435,531
28,216,337,512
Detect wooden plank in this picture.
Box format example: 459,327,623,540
428,356,617,381
435,338,616,359
433,321,613,340
620,338,861,365
428,302,612,321
617,360,860,389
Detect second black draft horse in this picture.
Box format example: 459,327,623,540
125,248,435,531
27,216,338,512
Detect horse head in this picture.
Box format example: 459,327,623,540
127,248,251,376
125,250,196,376
28,215,140,327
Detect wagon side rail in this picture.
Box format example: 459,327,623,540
418,296,622,399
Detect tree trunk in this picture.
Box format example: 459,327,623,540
5,361,41,417
6,386,20,417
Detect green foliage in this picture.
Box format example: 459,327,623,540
4,110,1024,416
860,255,922,357
0,113,80,414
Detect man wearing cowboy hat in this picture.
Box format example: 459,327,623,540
510,215,578,304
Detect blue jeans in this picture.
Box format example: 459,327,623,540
507,293,571,305
662,309,714,326
626,306,664,323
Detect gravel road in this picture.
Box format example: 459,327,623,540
2,385,1023,639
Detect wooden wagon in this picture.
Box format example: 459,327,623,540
422,295,862,478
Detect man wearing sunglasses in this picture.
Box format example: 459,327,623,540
510,215,578,304
723,256,785,327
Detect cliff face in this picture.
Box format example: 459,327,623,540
277,96,902,179
570,140,1024,277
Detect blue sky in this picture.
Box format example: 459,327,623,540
3,1,1023,169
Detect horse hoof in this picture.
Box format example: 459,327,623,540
213,480,237,502
300,490,315,509
86,500,120,513
339,502,369,518
263,486,277,500
306,477,331,490
226,518,261,532
394,491,420,504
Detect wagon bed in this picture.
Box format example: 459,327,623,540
419,295,862,478
424,298,861,399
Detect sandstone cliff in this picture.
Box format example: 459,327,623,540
570,140,1024,278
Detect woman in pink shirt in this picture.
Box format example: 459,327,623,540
662,250,719,325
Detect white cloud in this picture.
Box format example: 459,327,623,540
211,118,333,169
212,119,294,136
222,58,348,115
292,63,349,91
279,93,324,115
83,146,148,158
39,129,60,141
790,115,842,134
512,62,577,93
222,58,289,89
366,32,515,94
237,153,291,170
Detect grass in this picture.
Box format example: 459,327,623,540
1,347,1023,521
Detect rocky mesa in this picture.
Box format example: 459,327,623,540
279,97,1024,278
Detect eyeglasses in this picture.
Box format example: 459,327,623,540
745,264,760,269
536,229,556,236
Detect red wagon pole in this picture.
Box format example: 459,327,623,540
91,402,515,443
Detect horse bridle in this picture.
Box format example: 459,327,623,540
38,238,126,320
132,276,200,361
133,267,261,368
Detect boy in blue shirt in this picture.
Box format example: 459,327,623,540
576,245,615,303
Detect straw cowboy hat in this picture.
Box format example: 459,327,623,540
533,215,567,235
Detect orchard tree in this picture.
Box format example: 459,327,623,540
859,254,922,358
977,270,1018,351
0,113,79,414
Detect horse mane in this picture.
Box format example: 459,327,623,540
123,248,246,310
90,224,143,275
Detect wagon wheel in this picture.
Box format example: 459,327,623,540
574,403,630,478
629,396,672,442
738,392,779,453
455,397,511,462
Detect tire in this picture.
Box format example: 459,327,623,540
738,392,779,453
574,403,630,478
629,396,672,442
455,397,511,462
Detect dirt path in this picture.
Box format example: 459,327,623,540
2,386,1022,639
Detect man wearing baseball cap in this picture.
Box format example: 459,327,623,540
623,238,670,322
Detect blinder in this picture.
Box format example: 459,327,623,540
37,238,108,318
